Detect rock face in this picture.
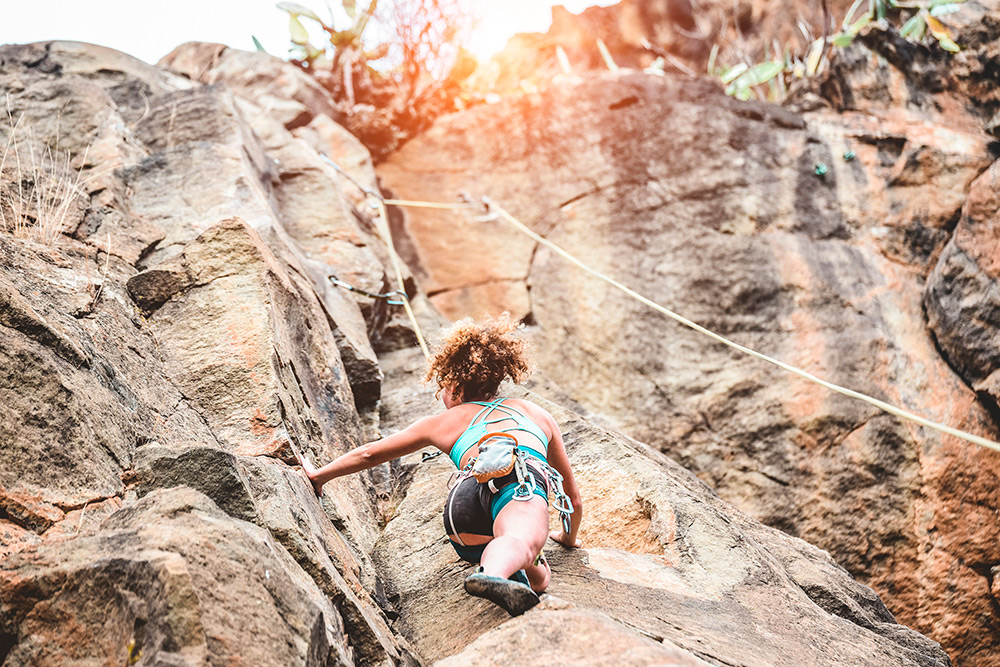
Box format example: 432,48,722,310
0,37,966,667
926,160,1000,412
0,41,414,666
2,487,353,666
376,55,1000,667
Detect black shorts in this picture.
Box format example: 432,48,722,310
443,465,549,563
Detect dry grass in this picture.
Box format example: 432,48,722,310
0,98,89,244
375,475,409,529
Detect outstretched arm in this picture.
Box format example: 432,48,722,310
299,414,441,495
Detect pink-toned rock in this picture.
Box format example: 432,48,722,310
0,487,356,666
0,31,977,667
0,42,416,666
438,607,713,667
0,521,40,560
926,158,1000,439
126,218,359,456
0,487,64,533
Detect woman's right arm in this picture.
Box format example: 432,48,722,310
544,418,583,548
302,414,445,492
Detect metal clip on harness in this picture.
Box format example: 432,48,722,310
546,465,575,534
509,449,536,500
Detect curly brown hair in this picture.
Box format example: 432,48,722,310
424,314,531,402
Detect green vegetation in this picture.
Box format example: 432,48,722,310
712,0,968,101
274,0,474,157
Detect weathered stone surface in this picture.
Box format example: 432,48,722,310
811,2,1000,125
160,42,337,130
291,113,380,202
132,45,392,408
124,217,387,561
437,605,714,667
951,1,1000,128
0,521,40,561
237,457,416,667
132,443,259,521
242,105,386,407
0,234,216,512
0,34,975,667
0,41,419,666
926,160,1000,411
379,69,990,307
126,218,356,455
373,348,950,666
376,69,1000,665
0,42,192,263
123,85,278,268
0,487,353,666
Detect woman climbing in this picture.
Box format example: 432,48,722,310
298,315,583,616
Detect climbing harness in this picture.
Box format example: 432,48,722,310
447,432,575,534
318,156,1000,455
327,274,407,305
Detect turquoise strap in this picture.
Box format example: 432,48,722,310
448,398,550,468
490,481,548,520
516,445,546,461
449,401,500,466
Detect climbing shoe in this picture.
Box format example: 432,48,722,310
508,569,531,587
464,568,540,616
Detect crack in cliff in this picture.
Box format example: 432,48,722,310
828,412,877,453
51,492,123,514
922,298,1000,434
145,330,225,451
757,469,791,487
535,177,666,237
424,276,526,299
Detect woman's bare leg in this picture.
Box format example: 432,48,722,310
479,495,550,591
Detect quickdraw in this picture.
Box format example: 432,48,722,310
327,274,408,305
546,465,575,534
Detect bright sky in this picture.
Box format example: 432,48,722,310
0,1,618,66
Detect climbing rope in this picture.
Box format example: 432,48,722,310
371,196,430,358
318,153,430,359
320,156,1000,454
482,198,1000,454
383,198,481,210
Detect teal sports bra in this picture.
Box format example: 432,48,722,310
448,398,550,469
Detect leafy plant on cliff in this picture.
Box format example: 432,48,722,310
275,0,474,159
713,0,968,101
278,1,383,106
